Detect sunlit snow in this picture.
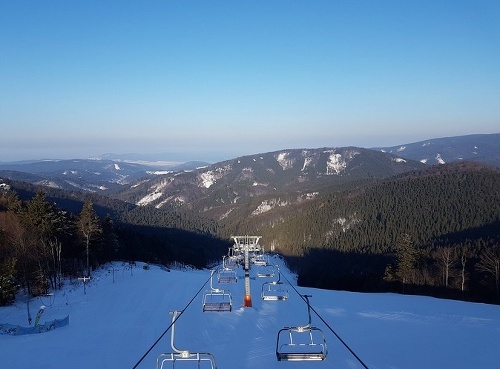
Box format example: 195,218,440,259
136,178,176,206
435,153,446,164
251,198,288,215
302,156,313,171
326,152,346,175
131,179,151,188
146,171,173,175
200,171,216,188
35,180,62,189
198,165,232,189
276,152,293,170
1,257,499,369
137,191,162,206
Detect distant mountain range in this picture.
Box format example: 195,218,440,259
0,133,498,199
374,133,500,167
2,133,499,302
111,146,426,217
0,158,209,192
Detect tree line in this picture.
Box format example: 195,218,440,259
0,190,107,304
273,163,500,303
0,188,228,306
2,162,499,306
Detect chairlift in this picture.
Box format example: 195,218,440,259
217,267,237,283
227,247,242,262
261,268,288,301
256,264,275,278
203,270,232,312
251,251,267,266
276,295,327,361
222,255,239,270
156,310,217,369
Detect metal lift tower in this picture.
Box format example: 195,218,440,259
231,235,262,307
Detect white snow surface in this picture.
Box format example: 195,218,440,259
276,152,294,170
435,153,446,164
198,165,232,189
147,171,173,175
137,191,163,206
1,257,499,369
136,178,174,206
251,198,288,216
326,153,346,175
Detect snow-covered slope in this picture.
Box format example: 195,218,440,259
375,133,500,167
0,158,208,193
1,257,499,369
120,147,423,211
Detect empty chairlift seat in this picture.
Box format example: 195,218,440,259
276,326,327,361
203,270,232,312
156,310,218,369
251,252,268,266
217,268,237,283
262,281,289,301
202,290,232,312
261,268,288,301
276,295,327,362
256,264,275,278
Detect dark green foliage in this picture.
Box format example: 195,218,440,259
282,164,499,302
256,163,500,256
0,257,17,305
0,187,228,306
1,161,499,304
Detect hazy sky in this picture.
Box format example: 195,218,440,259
1,1,499,162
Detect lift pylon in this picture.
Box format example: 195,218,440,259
231,236,262,308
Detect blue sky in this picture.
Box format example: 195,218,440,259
1,0,499,162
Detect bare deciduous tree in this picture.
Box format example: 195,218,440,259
476,246,500,296
458,246,468,293
433,247,455,288
47,237,63,289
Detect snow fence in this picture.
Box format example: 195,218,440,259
0,315,69,335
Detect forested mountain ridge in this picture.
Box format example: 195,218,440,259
264,161,500,302
1,135,500,305
243,161,500,255
2,160,498,304
112,147,425,214
1,133,497,196
375,133,500,167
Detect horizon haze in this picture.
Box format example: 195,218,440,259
1,1,499,162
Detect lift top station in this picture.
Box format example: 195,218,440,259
231,236,262,307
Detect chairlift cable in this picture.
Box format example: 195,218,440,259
280,271,370,369
131,268,216,369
